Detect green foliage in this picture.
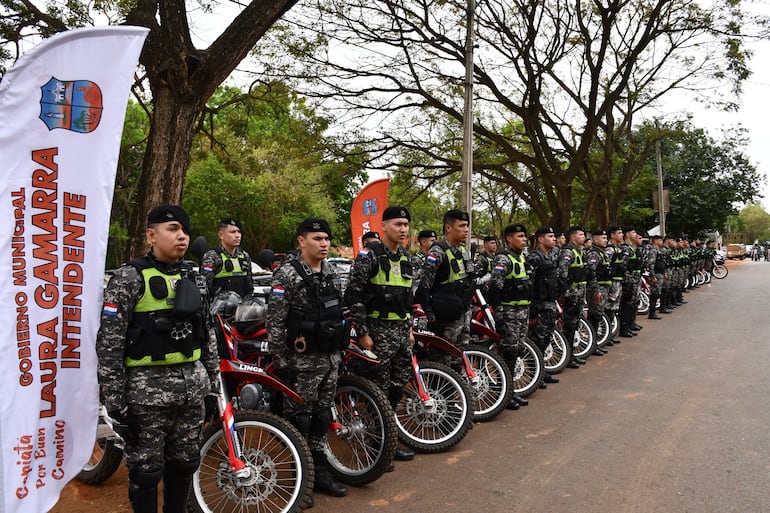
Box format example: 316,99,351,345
738,204,770,241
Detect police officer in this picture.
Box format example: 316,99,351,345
415,210,476,348
619,227,643,336
490,224,534,408
527,227,561,383
201,217,254,298
267,218,348,499
345,206,416,463
411,229,438,282
605,226,626,343
647,235,666,319
474,235,498,280
97,205,220,513
361,231,381,246
584,230,611,353
557,226,594,366
660,236,676,313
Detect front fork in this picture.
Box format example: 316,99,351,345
215,376,251,477
410,355,436,411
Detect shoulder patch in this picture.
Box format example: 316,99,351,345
426,254,438,264
562,252,573,262
202,264,213,273
102,303,118,316
271,286,285,296
493,263,505,272
358,248,370,257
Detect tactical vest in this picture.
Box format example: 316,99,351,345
531,250,559,301
592,248,612,285
124,258,204,367
286,260,348,354
609,245,625,281
567,248,587,286
500,251,532,306
433,239,475,302
626,246,642,273
213,250,251,297
364,242,413,321
653,248,667,274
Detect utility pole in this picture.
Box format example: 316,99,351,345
461,0,475,251
656,139,666,237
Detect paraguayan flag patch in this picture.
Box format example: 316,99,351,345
103,303,119,316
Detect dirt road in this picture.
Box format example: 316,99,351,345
51,258,770,513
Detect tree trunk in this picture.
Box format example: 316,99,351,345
125,85,204,259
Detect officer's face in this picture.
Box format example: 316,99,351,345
570,231,585,247
219,225,241,250
382,218,410,246
483,240,497,253
445,220,469,245
610,230,623,244
147,221,189,262
556,235,566,246
538,233,556,250
593,235,607,248
298,232,330,263
419,237,436,252
507,232,527,252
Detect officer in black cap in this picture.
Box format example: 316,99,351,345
415,209,475,350
489,224,536,407
201,217,254,298
411,229,438,280
474,235,499,281
267,217,348,501
97,205,220,513
526,227,561,384
556,225,592,367
361,231,381,246
584,230,611,354
619,226,643,336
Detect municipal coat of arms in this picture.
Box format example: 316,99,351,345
39,77,103,133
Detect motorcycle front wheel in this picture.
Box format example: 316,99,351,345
395,361,473,453
573,318,597,359
712,265,728,279
513,339,545,397
191,411,313,513
326,375,397,486
637,291,650,315
75,435,123,485
463,345,513,422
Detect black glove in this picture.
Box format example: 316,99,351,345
107,408,133,442
204,394,219,423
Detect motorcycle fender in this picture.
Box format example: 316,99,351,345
220,360,305,404
414,331,464,357
471,319,499,340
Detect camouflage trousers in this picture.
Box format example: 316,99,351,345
606,281,623,314
561,285,586,345
528,301,557,354
284,351,341,452
432,308,472,347
587,284,610,325
495,304,529,361
650,273,664,295
125,402,203,474
351,318,412,392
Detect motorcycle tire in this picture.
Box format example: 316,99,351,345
573,318,597,359
610,312,620,338
513,339,545,397
326,375,397,486
637,291,650,315
75,435,124,486
463,345,513,422
542,330,569,374
191,410,313,513
395,361,472,453
593,312,611,349
712,265,728,279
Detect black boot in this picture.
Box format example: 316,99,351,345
648,295,662,319
129,468,163,513
163,460,198,513
312,451,347,497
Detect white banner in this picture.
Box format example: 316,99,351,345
0,26,148,513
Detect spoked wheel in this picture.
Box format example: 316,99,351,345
637,292,650,315
463,345,513,422
512,339,544,398
610,312,620,338
191,411,313,513
76,434,124,485
326,375,397,486
542,331,569,374
395,361,473,453
573,318,596,359
712,265,728,279
593,313,611,349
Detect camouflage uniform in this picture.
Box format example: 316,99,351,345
201,244,254,298
415,239,476,348
474,251,496,282
605,242,626,322
556,242,589,351
620,242,642,333
267,256,343,453
584,244,611,329
345,242,413,406
526,247,560,356
97,251,219,512
489,248,531,365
